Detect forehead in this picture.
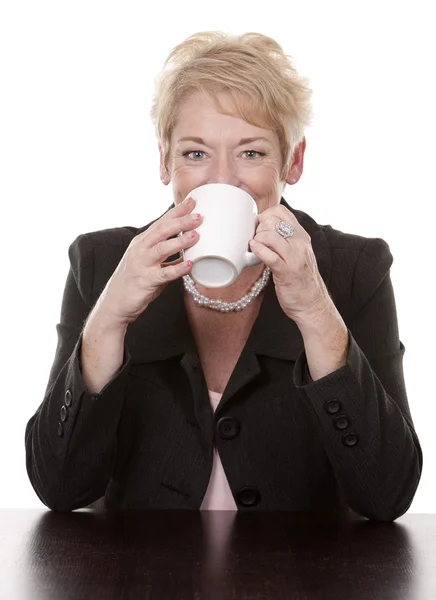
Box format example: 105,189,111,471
173,91,276,141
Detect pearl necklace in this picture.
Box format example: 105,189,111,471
182,266,271,312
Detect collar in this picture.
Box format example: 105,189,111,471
126,197,331,365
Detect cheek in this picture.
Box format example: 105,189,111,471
249,165,280,190
247,168,282,208
171,166,206,200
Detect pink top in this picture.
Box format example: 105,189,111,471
200,390,238,511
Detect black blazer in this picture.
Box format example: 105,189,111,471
25,198,422,519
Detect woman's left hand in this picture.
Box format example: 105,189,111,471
249,205,330,324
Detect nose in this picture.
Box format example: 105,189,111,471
211,153,241,187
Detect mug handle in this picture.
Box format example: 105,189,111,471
243,214,262,267
243,250,262,267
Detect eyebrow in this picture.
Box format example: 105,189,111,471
177,136,271,145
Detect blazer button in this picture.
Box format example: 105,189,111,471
325,399,342,414
217,417,241,440
237,487,261,507
60,405,68,422
65,389,72,407
57,422,64,438
334,415,349,430
342,433,359,447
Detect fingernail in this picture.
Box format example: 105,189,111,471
184,196,192,204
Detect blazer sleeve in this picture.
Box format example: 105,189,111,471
25,234,132,512
293,237,423,521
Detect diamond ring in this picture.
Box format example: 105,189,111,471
275,220,295,239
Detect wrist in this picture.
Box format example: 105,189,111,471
85,305,129,337
293,298,349,353
292,296,337,334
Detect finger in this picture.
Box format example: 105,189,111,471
257,207,300,230
138,208,201,251
143,197,196,236
248,239,284,272
155,258,193,283
148,230,199,265
167,196,197,219
252,230,290,263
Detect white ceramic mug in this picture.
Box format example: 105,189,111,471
181,183,262,288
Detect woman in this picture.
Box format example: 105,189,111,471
25,31,422,519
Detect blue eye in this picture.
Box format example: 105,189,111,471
243,151,265,159
182,150,265,160
183,151,205,160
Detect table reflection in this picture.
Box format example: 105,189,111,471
20,510,416,600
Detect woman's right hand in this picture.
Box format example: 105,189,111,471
96,196,200,326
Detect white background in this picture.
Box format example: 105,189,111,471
1,1,434,511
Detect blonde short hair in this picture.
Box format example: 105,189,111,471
150,31,313,180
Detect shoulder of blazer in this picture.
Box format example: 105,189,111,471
67,201,172,257
289,206,394,321
308,216,392,261
69,224,148,252
316,222,394,316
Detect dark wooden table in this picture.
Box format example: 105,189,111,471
1,510,435,599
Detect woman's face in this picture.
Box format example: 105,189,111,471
160,91,305,214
